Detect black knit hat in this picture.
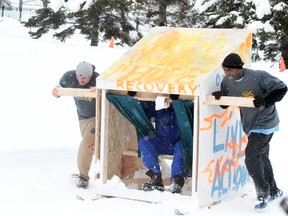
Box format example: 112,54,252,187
222,53,244,69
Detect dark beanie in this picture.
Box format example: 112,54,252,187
222,53,244,69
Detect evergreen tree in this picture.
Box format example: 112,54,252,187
95,0,141,46
144,0,193,27
257,1,288,62
23,7,66,39
192,0,254,29
0,0,13,10
191,0,277,62
168,0,194,27
23,0,141,46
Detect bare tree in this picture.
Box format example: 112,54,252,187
19,0,23,19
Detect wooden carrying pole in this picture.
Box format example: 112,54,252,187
56,87,96,98
205,95,255,107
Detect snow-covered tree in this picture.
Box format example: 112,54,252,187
257,1,288,62
0,0,12,10
23,0,141,46
190,0,286,62
143,0,193,27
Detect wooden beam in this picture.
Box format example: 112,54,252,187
122,150,173,160
56,87,96,98
134,95,194,102
95,89,102,161
205,95,254,107
93,186,163,203
130,91,194,101
134,96,173,103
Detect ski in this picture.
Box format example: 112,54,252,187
76,194,85,201
255,201,269,210
92,186,163,203
76,193,104,201
174,208,189,215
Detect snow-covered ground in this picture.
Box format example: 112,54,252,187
0,17,288,216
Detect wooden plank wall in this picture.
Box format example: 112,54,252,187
105,102,138,180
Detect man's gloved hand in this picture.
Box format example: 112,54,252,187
212,91,223,100
253,95,266,107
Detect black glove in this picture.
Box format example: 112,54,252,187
170,94,179,100
265,87,287,107
212,91,223,100
253,87,287,108
127,91,137,96
253,96,265,107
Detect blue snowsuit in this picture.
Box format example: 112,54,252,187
139,101,183,179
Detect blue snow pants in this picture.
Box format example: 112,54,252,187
138,136,184,179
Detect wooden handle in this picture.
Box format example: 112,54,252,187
134,96,172,103
205,95,255,107
57,87,96,98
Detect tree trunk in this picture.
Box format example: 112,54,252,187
19,0,23,20
90,17,100,46
42,0,49,8
158,1,167,26
1,5,4,17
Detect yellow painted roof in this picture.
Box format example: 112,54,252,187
97,27,252,95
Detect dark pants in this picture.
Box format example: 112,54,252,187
245,133,278,198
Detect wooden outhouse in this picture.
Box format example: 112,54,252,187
94,27,253,207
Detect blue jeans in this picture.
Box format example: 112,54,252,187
138,136,183,179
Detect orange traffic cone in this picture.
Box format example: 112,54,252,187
109,36,114,48
279,56,286,72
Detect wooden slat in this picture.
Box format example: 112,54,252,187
122,178,171,188
134,93,194,102
205,95,254,107
134,96,172,103
56,87,96,98
194,96,200,193
122,150,139,157
95,89,102,161
57,88,194,101
122,150,173,160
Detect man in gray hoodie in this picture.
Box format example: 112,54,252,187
212,53,287,209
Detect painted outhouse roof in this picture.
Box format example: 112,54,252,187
97,27,252,96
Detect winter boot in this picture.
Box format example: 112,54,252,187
270,189,283,200
71,174,89,189
255,194,271,209
169,175,184,194
142,169,165,192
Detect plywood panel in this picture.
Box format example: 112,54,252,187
205,95,254,107
106,102,138,179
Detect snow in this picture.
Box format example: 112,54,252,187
252,0,271,19
1,16,288,216
194,0,272,18
193,0,219,13
273,2,287,11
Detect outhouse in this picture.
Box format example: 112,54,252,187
94,27,253,207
